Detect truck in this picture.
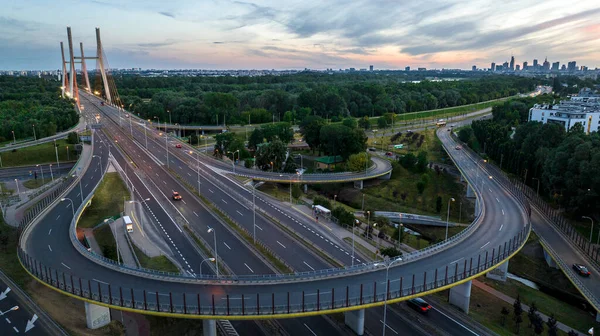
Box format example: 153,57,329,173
123,216,133,233
436,119,447,127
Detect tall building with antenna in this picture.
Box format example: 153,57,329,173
509,55,515,71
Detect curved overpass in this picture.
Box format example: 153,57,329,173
17,110,531,319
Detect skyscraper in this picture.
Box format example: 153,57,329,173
502,61,509,70
567,61,577,72
509,55,515,71
523,61,528,71
542,57,550,71
551,62,559,71
369,65,373,71
533,59,539,69
472,65,477,71
491,62,496,71
405,66,410,71
515,64,520,71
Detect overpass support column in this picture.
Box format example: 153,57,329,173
596,311,600,323
344,309,365,335
84,302,111,329
354,180,364,190
543,250,559,269
486,260,508,282
449,280,472,314
203,320,217,336
378,171,392,180
466,183,475,198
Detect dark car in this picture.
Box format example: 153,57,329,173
385,152,393,156
455,145,461,150
572,264,590,277
368,148,377,152
407,298,432,313
172,191,182,201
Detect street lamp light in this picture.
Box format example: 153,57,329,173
0,306,19,316
207,228,219,277
375,257,403,336
582,216,594,243
532,177,541,196
445,198,455,240
199,258,216,276
61,198,74,217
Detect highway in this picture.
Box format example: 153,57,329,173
15,93,530,320
0,163,75,181
0,116,87,154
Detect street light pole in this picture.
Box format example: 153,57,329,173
165,132,169,168
32,124,36,141
144,120,148,148
378,257,403,336
352,219,358,266
49,164,54,182
61,198,75,217
37,164,44,183
532,177,540,196
54,139,60,168
253,182,257,243
207,228,218,277
14,179,20,200
199,258,215,276
0,306,19,316
583,216,594,243
128,198,150,235
446,198,455,240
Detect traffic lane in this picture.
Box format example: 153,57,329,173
426,307,479,336
0,163,75,181
278,316,343,336
230,321,268,336
365,305,429,336
530,209,600,298
97,121,275,276
0,282,48,335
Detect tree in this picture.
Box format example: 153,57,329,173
527,302,538,328
332,207,355,227
546,314,558,336
291,184,302,199
514,314,523,334
458,127,473,143
342,118,357,129
436,196,442,213
500,307,509,326
347,152,370,172
313,196,331,209
416,181,426,194
377,117,388,129
358,116,370,130
532,314,544,335
204,92,239,125
416,151,428,172
282,155,298,173
513,295,523,333
66,131,79,144
299,116,326,153
380,247,402,258
320,124,367,160
213,132,236,158
261,122,294,144
567,331,578,336
254,138,287,171
248,129,264,150
398,153,417,170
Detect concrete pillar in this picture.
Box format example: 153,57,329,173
486,260,509,282
303,184,308,193
344,309,365,335
378,171,392,180
543,250,559,269
203,320,217,336
449,280,472,314
354,180,364,190
85,302,111,329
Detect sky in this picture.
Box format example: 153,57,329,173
1,0,599,70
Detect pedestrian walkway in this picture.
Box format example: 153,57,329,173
472,279,586,336
124,202,170,258
109,218,138,268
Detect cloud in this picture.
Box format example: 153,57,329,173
137,39,181,48
159,11,176,18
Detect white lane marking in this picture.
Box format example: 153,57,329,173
48,245,52,252
5,318,11,324
223,242,232,250
496,197,500,203
236,210,243,216
56,215,61,220
13,327,19,333
84,183,88,188
93,278,109,285
48,229,52,235
156,173,159,177
379,320,399,335
432,307,478,335
182,200,187,204
193,211,199,217
76,193,80,197
303,261,315,271
61,262,71,270
489,188,492,192
499,224,504,231
221,199,228,204
209,189,214,193
502,209,505,215
255,225,263,231
244,263,254,273
179,166,182,170
163,181,167,185
187,172,191,176
304,323,318,336
480,241,490,249
277,241,286,248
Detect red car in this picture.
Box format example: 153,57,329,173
175,144,182,149
172,192,182,201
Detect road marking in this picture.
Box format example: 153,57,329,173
48,245,52,252
304,323,317,336
499,224,503,231
209,189,214,193
56,215,61,220
5,318,10,324
480,241,490,249
193,211,199,217
255,225,262,231
236,210,243,216
48,229,52,235
501,209,505,215
61,262,71,270
303,261,315,271
379,320,398,335
93,278,109,285
221,199,228,204
76,193,80,197
277,241,286,248
489,188,492,192
84,183,88,188
432,307,478,335
163,181,167,185
66,203,71,208
496,197,500,203
223,242,232,250
244,263,254,273
182,200,187,204
187,172,191,176
13,327,18,333
179,166,182,169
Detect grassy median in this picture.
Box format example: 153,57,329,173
78,172,130,228
131,244,178,273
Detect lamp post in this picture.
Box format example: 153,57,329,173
199,258,216,276
191,151,202,194
334,194,337,207
376,257,403,336
32,124,36,141
14,179,20,200
165,132,169,168
582,216,594,243
253,182,257,243
11,131,16,144
36,164,45,184
373,223,379,248
144,120,148,148
476,159,487,190
128,198,151,235
61,198,75,217
49,164,54,182
446,198,455,240
227,150,239,173
0,306,19,316
54,139,60,168
352,219,358,266
532,177,540,196
207,228,219,277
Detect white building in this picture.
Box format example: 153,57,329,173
529,88,600,134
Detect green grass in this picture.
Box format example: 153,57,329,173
0,139,77,167
0,219,30,287
78,173,130,228
343,237,378,261
403,234,431,250
22,178,52,189
93,225,118,262
131,244,178,273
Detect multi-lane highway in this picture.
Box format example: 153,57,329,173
16,92,530,321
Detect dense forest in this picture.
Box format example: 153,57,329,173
0,76,79,142
114,74,538,127
458,88,600,216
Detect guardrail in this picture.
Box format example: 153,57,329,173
17,225,530,316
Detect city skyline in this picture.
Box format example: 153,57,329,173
1,0,600,70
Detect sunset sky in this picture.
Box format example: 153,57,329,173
1,0,599,70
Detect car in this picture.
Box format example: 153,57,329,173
447,128,451,131
368,148,377,152
125,114,129,118
407,298,432,313
385,152,393,156
455,145,461,150
172,192,182,201
572,264,591,276
175,144,182,148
